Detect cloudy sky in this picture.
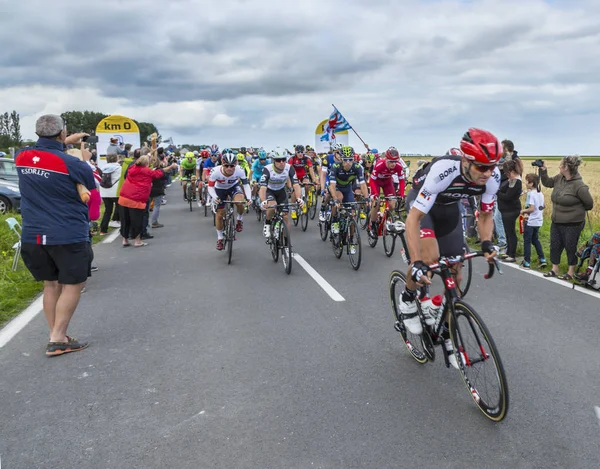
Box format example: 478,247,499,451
2,0,600,154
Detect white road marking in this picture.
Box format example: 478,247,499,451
292,253,345,302
499,261,600,300
0,295,43,349
102,230,120,244
595,406,600,425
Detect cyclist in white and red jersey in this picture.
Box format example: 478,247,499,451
399,128,502,366
369,147,406,235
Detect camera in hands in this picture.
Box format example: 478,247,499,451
531,159,544,168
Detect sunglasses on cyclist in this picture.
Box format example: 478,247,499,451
223,163,236,168
471,163,496,173
273,158,286,163
341,158,353,162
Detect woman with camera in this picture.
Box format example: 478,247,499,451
540,155,594,280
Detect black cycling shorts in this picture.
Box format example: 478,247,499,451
266,188,289,212
21,242,92,285
406,189,465,257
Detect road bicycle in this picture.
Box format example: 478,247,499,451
298,182,317,231
330,201,366,271
215,199,246,265
201,182,209,217
367,196,405,257
183,176,197,212
389,251,509,421
264,203,297,275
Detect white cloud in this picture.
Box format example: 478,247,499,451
2,0,600,154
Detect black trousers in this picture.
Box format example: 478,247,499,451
120,206,145,240
550,222,584,266
501,210,520,258
100,197,119,232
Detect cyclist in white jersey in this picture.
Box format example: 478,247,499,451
259,151,303,237
207,152,252,251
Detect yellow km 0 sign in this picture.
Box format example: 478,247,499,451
96,115,140,133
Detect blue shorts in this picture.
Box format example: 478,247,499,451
215,185,243,209
336,185,355,203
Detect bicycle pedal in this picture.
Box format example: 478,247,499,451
394,321,403,333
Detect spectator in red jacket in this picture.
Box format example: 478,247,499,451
118,154,177,247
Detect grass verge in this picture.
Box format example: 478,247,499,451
0,206,116,328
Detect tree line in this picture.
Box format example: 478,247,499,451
0,111,23,151
0,110,161,154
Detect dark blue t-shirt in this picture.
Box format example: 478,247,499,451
16,138,96,245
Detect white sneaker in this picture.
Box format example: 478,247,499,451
109,221,120,228
399,299,422,335
263,224,271,238
444,339,459,370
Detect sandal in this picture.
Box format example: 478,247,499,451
558,274,573,281
46,336,89,357
134,242,148,248
122,243,131,247
543,271,557,278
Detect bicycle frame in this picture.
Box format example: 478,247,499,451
422,253,502,356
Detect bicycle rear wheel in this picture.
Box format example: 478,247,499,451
270,226,279,263
389,270,428,364
347,218,361,270
449,301,509,421
279,221,292,274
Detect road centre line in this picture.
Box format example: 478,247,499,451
292,253,345,302
595,406,600,426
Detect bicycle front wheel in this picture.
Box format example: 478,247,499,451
455,247,473,298
227,215,234,265
280,221,292,274
319,220,329,241
347,218,361,270
382,221,396,257
188,185,193,212
308,192,317,220
449,301,509,421
389,270,428,364
300,203,309,232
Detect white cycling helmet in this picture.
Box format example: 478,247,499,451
332,143,343,152
221,152,237,165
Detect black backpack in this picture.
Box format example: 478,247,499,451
99,169,116,188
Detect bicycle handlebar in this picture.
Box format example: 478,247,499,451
428,251,503,280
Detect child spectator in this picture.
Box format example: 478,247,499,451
520,174,547,269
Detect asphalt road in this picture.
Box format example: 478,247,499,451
1,185,599,469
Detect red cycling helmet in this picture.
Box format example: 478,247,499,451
446,147,464,156
200,149,210,158
460,128,502,166
385,146,400,161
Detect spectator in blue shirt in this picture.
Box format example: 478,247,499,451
16,114,96,357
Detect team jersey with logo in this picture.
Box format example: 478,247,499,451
260,163,298,191
289,154,313,180
370,158,406,194
329,162,365,188
202,157,220,171
411,155,500,214
207,165,251,199
15,138,96,245
180,157,196,171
